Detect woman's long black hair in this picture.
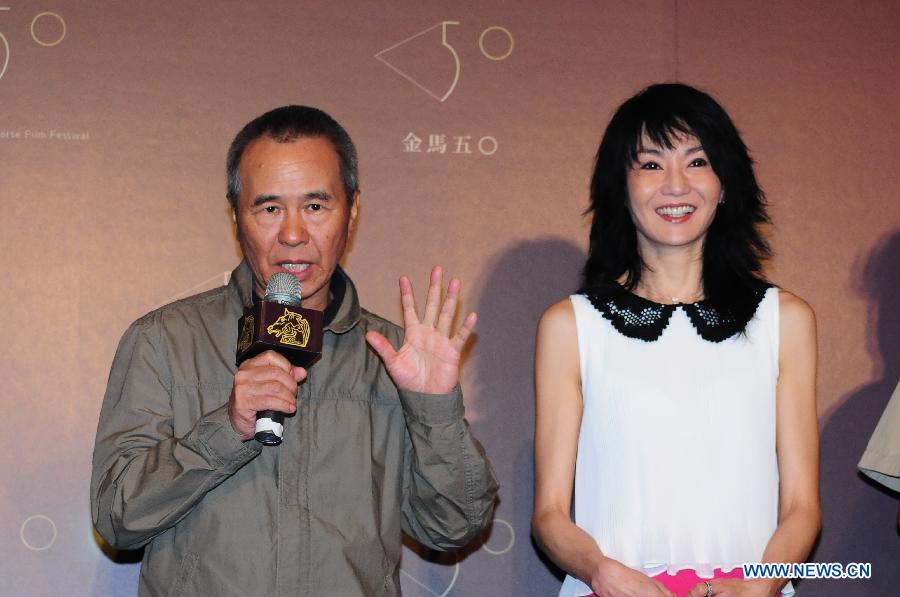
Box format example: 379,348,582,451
580,83,771,329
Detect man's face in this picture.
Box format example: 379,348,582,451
234,136,358,311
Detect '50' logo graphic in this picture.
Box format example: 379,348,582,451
0,7,66,83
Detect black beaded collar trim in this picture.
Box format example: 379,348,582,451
582,283,772,343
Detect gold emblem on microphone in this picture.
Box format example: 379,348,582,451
266,308,311,348
237,315,255,353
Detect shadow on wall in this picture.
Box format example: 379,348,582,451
470,238,585,595
806,229,900,596
399,237,586,596
92,529,142,596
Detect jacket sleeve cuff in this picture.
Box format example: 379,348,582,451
859,450,900,492
398,384,465,425
196,404,262,470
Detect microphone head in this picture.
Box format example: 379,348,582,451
264,272,302,306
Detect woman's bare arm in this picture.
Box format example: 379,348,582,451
532,299,671,597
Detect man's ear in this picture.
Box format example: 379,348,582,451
349,191,360,231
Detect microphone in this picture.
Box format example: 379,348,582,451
236,272,324,446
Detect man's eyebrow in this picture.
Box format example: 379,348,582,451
251,194,280,207
305,191,334,201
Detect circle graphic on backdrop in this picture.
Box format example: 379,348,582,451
478,136,498,156
20,514,58,551
31,12,66,47
401,558,460,597
479,26,514,61
481,517,515,555
0,30,8,82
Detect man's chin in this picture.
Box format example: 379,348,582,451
299,285,331,311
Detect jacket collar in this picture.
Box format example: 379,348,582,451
228,261,255,318
228,261,361,334
323,266,362,334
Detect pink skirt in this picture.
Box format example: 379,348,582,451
591,567,744,597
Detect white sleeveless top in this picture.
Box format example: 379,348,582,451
561,287,793,596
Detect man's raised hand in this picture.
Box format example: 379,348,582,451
366,266,476,395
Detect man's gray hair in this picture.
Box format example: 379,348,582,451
226,105,358,208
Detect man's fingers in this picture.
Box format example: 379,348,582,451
230,354,301,439
291,366,308,383
233,358,301,414
244,349,293,372
233,388,295,420
451,312,477,352
422,266,443,326
247,378,297,407
399,276,419,328
436,277,460,336
230,386,294,442
249,392,296,414
366,331,398,368
235,363,300,391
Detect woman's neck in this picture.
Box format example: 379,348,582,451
632,244,704,304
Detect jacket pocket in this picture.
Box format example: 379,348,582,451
171,552,199,596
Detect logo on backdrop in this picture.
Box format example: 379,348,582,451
0,6,67,83
0,7,88,142
401,132,498,156
375,21,514,103
375,21,513,158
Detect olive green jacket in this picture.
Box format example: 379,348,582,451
91,262,498,596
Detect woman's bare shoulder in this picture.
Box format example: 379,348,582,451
777,288,816,333
539,297,577,334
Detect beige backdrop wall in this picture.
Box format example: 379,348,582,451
1,1,897,595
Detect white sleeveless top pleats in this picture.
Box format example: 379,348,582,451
560,288,794,596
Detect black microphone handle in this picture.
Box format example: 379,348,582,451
255,410,285,446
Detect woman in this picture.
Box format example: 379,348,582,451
532,84,820,597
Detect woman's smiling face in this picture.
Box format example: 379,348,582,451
626,133,722,256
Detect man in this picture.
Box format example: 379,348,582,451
91,106,498,595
